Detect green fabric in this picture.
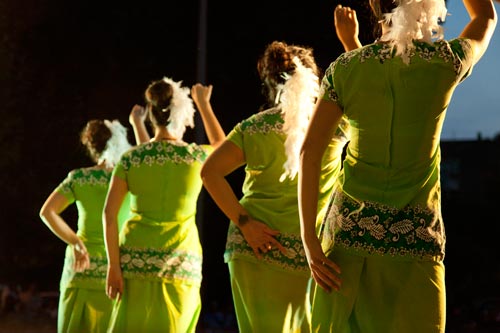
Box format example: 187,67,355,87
107,279,201,333
224,108,348,332
54,167,131,332
108,141,210,331
228,260,312,333
311,247,446,333
311,38,473,333
321,191,446,262
319,38,474,262
225,108,349,271
322,38,473,210
58,287,113,333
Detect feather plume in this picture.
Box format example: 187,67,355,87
99,120,132,168
381,0,447,64
279,57,320,182
162,77,196,139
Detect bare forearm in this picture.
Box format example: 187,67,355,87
103,214,121,267
131,123,150,145
342,38,362,52
461,0,497,62
197,100,225,147
40,212,80,246
298,151,323,239
201,174,248,227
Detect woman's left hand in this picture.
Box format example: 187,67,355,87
302,234,342,293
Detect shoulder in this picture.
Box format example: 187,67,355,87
63,166,110,186
436,38,474,60
237,108,284,134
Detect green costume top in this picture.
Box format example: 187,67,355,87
224,107,349,276
56,167,130,290
320,38,474,262
113,140,212,286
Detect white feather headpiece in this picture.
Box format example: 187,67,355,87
99,120,132,168
278,57,320,182
161,76,196,139
381,0,447,64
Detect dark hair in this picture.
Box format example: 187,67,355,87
80,120,112,163
144,79,174,127
370,0,398,38
257,41,319,109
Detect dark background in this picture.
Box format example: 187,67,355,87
1,0,499,332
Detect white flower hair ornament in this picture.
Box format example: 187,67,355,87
278,56,320,182
99,120,132,168
161,76,196,139
381,0,447,64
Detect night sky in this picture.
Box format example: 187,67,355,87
3,0,497,323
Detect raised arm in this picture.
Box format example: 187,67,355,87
191,83,226,148
460,0,497,64
39,191,90,272
334,4,362,52
129,104,150,144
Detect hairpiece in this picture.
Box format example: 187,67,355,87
99,120,132,168
161,77,196,138
278,56,320,182
381,0,447,64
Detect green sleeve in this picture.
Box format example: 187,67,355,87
226,122,244,149
55,171,76,204
450,38,474,83
112,159,127,180
320,60,342,108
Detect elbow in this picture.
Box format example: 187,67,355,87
200,160,220,188
39,205,50,221
200,163,211,185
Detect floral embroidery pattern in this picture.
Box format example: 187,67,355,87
58,168,110,194
334,39,469,76
63,254,108,282
120,142,209,172
239,108,284,135
224,224,309,273
120,246,202,284
322,191,445,261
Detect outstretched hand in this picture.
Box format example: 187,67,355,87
239,217,287,259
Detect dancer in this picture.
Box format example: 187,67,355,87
298,1,497,332
39,119,132,333
103,78,225,333
199,40,350,333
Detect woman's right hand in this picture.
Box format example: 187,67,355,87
239,217,287,259
191,83,212,107
129,104,147,126
106,265,123,301
334,4,362,51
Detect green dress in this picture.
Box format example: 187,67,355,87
56,167,130,333
107,140,212,333
224,107,349,333
313,38,474,333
